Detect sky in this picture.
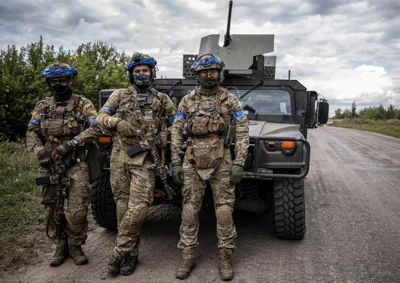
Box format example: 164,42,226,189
1,0,399,116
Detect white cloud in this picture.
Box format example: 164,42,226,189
0,0,399,114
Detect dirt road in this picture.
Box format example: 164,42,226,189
2,126,400,283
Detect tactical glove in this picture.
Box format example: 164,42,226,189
229,164,244,185
53,139,77,159
171,163,184,186
36,149,52,168
116,120,137,137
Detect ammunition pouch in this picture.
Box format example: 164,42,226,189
188,109,225,136
127,144,145,158
43,118,81,138
44,119,64,136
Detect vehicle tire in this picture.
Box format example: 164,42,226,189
91,170,117,231
273,178,305,240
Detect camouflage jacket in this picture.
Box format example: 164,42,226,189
96,86,175,165
171,87,249,168
26,93,98,157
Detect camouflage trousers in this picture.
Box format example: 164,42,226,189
40,162,91,246
178,148,237,250
110,143,130,225
112,156,155,256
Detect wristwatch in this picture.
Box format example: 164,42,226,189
71,139,79,147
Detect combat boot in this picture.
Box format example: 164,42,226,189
69,245,88,265
106,251,125,277
120,254,138,276
218,248,234,281
175,248,196,280
49,238,69,267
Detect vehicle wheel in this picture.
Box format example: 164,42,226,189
273,178,305,240
91,170,117,231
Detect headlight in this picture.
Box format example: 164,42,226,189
264,141,278,151
281,141,296,155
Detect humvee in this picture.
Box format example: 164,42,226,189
88,1,329,240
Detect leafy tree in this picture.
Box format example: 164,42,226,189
374,104,385,120
0,38,128,139
351,101,357,118
386,104,395,120
334,108,343,119
342,109,352,119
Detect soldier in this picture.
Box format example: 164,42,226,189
171,54,249,281
95,52,175,277
26,62,99,267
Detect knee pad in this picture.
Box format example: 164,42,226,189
216,205,233,226
182,204,196,226
131,202,149,225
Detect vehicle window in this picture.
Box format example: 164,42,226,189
239,90,292,115
167,89,194,107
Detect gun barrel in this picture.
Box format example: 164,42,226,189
40,106,48,136
223,0,233,47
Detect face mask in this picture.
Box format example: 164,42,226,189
133,73,151,87
52,84,72,101
198,76,219,89
52,84,70,94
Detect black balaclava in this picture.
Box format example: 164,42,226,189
52,82,72,102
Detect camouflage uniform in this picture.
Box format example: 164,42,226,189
97,86,175,251
26,62,99,267
171,54,249,280
109,135,131,225
98,53,175,277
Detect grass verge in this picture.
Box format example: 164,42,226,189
0,139,52,275
329,119,400,138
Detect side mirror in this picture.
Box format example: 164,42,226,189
317,100,329,124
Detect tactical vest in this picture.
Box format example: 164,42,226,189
185,89,232,178
40,95,86,143
116,87,166,151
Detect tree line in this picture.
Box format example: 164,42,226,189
0,37,129,140
334,101,400,120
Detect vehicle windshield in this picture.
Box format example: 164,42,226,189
238,90,292,115
167,88,294,118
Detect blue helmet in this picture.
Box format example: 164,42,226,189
191,54,225,73
41,62,78,79
125,52,157,82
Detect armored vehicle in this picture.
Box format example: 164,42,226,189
88,1,329,240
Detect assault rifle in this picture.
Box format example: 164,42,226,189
126,127,175,201
36,159,70,239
